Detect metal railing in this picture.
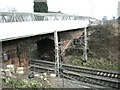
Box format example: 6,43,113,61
0,12,98,24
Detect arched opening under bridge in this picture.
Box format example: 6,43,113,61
37,38,55,62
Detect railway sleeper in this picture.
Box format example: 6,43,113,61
63,71,120,89
30,59,120,79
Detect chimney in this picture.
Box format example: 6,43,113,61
34,0,48,13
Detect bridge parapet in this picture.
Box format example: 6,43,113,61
0,12,98,24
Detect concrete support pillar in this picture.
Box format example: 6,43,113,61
54,31,59,77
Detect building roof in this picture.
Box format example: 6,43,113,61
0,20,89,41
34,0,47,2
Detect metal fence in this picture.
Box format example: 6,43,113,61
0,12,99,24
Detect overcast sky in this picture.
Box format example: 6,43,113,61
0,0,119,20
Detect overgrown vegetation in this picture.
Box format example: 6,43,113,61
2,76,50,89
65,24,119,71
1,66,50,89
67,55,118,71
88,24,119,61
2,77,41,88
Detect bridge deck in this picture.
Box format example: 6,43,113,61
0,20,89,41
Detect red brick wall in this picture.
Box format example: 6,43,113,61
2,28,84,66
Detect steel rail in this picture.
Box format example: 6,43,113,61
63,70,120,89
29,63,120,89
30,59,120,79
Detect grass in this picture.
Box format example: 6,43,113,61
67,55,118,71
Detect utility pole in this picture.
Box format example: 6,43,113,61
54,31,60,77
83,27,88,64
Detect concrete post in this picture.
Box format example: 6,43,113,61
54,31,59,77
83,27,88,64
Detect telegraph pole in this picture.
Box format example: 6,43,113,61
54,31,60,77
83,27,88,64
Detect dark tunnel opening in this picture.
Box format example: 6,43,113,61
37,38,55,62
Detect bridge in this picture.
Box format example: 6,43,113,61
0,12,98,23
0,12,97,77
1,12,120,89
0,12,99,41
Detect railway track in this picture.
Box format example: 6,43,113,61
30,59,120,89
63,70,119,89
30,59,120,79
